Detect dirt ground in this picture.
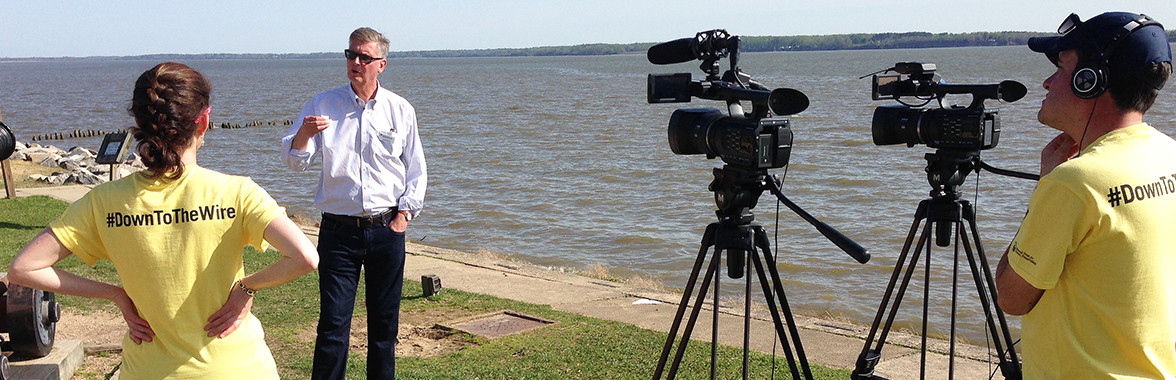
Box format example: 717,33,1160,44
4,159,60,188
53,307,476,379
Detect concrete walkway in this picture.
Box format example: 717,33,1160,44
14,185,1019,379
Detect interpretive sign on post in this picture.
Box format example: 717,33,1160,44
95,132,132,182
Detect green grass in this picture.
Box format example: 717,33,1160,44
1,195,852,379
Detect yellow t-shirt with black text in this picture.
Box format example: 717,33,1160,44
1008,123,1176,379
50,165,283,380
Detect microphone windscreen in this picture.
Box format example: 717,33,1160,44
648,38,697,65
768,88,810,116
999,80,1028,102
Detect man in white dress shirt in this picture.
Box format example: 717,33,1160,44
281,27,427,380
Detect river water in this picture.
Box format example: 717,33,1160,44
4,46,1175,343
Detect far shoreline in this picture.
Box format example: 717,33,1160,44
0,30,1122,61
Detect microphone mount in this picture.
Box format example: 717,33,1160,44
695,29,737,81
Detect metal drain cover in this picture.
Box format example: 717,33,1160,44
440,310,556,338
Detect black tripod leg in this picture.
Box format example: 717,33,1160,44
959,205,1023,379
654,223,718,380
947,221,964,379
742,250,753,379
918,223,934,380
751,226,813,380
668,244,724,379
854,200,930,378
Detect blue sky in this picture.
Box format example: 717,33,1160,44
2,1,1174,58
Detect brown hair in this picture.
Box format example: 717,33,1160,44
126,62,211,180
1108,61,1172,113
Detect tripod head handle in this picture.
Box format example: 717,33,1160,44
766,177,871,264
978,159,1039,181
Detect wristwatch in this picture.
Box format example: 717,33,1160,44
236,280,258,296
402,211,413,221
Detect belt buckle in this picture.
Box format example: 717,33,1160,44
348,209,395,228
375,209,394,226
361,212,383,228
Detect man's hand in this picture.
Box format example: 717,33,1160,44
1041,133,1080,177
290,116,331,151
204,285,254,338
389,211,409,233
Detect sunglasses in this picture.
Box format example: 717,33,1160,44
1057,13,1083,35
1056,13,1159,44
344,49,384,65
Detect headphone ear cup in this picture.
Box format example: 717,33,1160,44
1071,60,1107,99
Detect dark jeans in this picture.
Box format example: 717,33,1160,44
311,215,405,380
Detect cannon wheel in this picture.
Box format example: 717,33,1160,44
6,283,58,358
0,353,9,380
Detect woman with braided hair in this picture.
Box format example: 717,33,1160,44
9,62,318,379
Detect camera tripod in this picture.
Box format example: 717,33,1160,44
653,166,869,380
852,150,1022,380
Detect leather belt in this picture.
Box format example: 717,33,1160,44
322,208,398,228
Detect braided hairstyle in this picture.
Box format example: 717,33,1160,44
127,62,211,180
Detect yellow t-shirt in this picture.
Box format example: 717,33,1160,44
1008,123,1176,379
50,165,283,379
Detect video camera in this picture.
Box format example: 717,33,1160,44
647,29,810,169
868,62,1027,151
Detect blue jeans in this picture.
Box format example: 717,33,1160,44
311,215,405,380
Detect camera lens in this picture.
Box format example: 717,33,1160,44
871,106,923,147
667,108,793,169
667,108,725,155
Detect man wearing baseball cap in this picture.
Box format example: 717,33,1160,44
995,11,1176,378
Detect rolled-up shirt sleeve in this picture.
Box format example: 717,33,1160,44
280,101,319,171
398,106,427,218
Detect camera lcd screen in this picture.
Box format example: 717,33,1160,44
648,73,692,103
872,74,901,101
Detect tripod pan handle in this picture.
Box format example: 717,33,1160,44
768,181,871,264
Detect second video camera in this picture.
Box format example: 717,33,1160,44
868,62,1027,151
647,29,810,169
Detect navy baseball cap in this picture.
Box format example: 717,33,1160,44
1029,12,1172,87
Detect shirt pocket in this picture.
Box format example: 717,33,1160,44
376,130,405,157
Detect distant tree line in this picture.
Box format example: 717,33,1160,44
388,30,1176,58
741,32,1054,51
10,31,1175,61
388,43,654,58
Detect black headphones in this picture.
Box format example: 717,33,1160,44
1071,14,1162,99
